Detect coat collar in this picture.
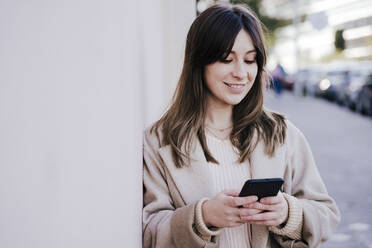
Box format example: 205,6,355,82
158,137,214,204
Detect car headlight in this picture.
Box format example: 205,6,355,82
319,79,331,91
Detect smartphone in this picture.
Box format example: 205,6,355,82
239,178,284,200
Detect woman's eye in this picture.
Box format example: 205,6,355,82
245,59,256,64
220,59,233,63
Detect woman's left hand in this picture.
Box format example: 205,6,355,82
239,191,289,226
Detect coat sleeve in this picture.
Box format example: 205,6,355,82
142,128,219,248
274,121,340,247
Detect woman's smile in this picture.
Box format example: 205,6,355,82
223,82,248,93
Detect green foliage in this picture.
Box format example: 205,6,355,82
334,30,345,51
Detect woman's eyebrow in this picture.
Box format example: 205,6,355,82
229,50,257,55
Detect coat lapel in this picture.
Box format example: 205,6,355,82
158,139,214,205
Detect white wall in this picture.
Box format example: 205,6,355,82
141,0,195,126
0,0,195,247
0,1,143,247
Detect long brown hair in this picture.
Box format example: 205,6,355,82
152,3,286,168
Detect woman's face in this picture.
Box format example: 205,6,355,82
204,29,258,107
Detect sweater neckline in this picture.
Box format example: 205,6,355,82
205,130,230,143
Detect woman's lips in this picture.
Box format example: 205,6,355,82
223,82,247,93
224,82,246,88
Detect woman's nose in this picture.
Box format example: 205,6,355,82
232,61,246,80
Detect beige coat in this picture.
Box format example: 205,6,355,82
143,120,340,248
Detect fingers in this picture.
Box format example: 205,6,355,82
221,190,258,207
230,195,258,207
242,211,277,220
239,193,288,226
239,208,262,216
240,211,283,226
223,189,240,197
243,201,280,211
219,206,244,227
259,195,282,205
243,194,284,209
224,191,283,207
208,191,253,228
216,190,286,227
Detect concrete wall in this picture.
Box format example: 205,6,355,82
0,0,194,247
141,0,195,126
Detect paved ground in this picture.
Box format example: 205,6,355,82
265,91,372,248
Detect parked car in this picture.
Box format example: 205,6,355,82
355,74,372,115
296,63,349,100
319,69,349,101
303,66,326,97
344,62,372,111
345,71,368,109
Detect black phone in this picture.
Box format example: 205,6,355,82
239,178,284,200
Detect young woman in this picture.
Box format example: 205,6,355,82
143,3,340,248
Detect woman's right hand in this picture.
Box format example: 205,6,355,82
202,189,260,228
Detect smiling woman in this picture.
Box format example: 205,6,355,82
143,3,340,248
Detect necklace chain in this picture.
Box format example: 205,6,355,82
205,125,231,140
205,124,233,132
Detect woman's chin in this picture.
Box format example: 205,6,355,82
223,96,246,106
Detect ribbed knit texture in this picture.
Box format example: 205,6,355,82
205,132,252,248
268,193,303,240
